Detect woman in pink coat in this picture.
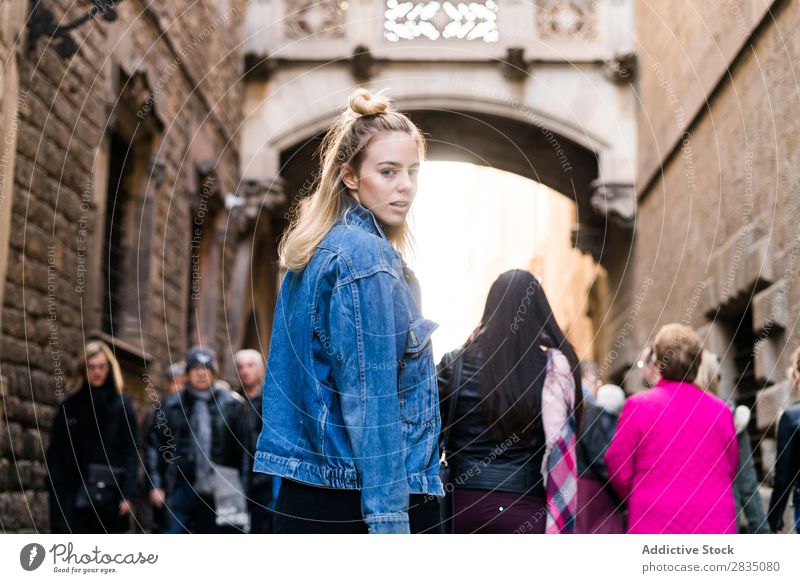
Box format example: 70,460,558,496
605,324,738,534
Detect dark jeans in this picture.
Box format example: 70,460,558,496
249,485,275,534
164,480,238,534
274,478,442,534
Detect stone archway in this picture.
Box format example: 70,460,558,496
236,95,630,362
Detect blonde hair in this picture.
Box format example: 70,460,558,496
70,341,125,394
694,350,721,395
279,88,426,271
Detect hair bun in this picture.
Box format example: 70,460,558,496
347,88,392,117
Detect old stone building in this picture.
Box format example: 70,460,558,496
602,0,800,515
2,0,798,534
0,0,252,531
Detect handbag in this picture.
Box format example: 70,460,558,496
438,350,465,533
74,463,125,515
211,463,250,532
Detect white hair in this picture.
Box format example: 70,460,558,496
234,349,264,370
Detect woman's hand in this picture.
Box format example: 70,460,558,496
118,499,133,516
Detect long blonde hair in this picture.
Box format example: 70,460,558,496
69,340,125,395
279,88,426,271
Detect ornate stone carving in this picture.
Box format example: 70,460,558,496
243,176,288,215
384,0,498,42
284,0,348,39
536,0,596,40
227,176,287,239
589,180,636,229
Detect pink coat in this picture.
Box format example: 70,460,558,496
605,379,738,534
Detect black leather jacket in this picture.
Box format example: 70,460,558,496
437,344,545,497
768,401,800,532
145,384,251,493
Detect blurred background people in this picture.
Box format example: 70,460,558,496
768,347,800,533
166,361,186,394
46,341,139,533
575,384,626,533
636,345,659,389
437,270,582,534
580,361,601,404
606,324,738,533
146,345,251,533
694,350,769,534
234,348,279,534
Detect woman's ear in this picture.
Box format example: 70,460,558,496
340,163,359,192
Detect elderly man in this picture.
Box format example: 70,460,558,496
235,349,279,534
146,346,251,533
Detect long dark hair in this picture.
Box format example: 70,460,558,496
473,270,582,442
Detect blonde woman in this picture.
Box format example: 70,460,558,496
45,341,139,533
695,351,769,533
768,347,800,533
254,89,443,533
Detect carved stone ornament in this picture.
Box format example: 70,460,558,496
589,179,636,229
536,0,596,41
384,0,498,42
284,0,348,39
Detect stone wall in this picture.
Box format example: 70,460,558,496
0,0,248,532
611,0,800,524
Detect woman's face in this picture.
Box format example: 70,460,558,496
86,352,110,388
341,131,420,228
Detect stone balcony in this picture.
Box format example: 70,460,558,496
244,0,634,64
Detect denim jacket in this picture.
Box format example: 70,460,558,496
254,196,444,533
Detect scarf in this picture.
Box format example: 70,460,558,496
540,348,577,534
187,385,214,495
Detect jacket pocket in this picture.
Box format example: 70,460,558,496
398,317,439,424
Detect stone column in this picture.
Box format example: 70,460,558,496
226,176,286,368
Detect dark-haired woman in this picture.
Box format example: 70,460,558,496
437,270,582,534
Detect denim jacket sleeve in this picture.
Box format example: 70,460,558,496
328,267,411,534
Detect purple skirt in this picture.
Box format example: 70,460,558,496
452,489,546,534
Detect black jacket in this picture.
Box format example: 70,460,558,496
768,401,800,532
243,390,274,494
437,344,546,496
576,401,618,482
145,384,251,494
46,381,139,533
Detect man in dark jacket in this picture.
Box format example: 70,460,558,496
146,346,251,533
235,349,279,534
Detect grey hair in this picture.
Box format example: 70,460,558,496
234,349,265,370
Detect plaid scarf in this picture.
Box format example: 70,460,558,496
541,349,577,534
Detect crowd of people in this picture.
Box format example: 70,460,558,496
46,345,279,534
44,87,800,534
